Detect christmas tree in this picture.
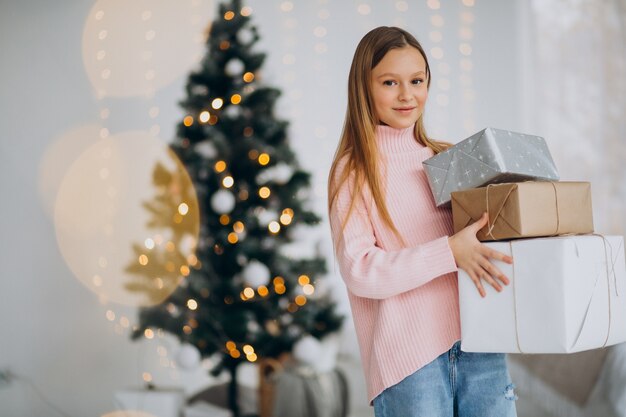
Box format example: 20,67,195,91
126,1,343,415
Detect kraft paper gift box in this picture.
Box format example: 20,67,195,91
114,387,184,417
451,181,594,241
459,235,626,353
423,127,560,206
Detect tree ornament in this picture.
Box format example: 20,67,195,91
211,189,235,214
225,58,245,76
237,28,254,44
176,343,201,370
256,162,293,185
242,260,270,287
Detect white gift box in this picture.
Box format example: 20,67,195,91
114,387,184,417
459,235,626,353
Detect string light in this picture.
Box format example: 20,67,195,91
298,275,310,285
215,160,227,172
258,153,270,165
268,221,280,234
144,329,154,339
224,11,235,20
223,176,234,188
199,111,210,123
259,186,271,198
243,72,254,82
187,299,198,310
138,254,149,265
183,115,193,126
230,94,242,104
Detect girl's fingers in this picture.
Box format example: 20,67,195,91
484,247,513,264
469,270,486,298
479,259,510,286
471,212,488,232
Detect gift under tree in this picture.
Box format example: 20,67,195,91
125,1,343,415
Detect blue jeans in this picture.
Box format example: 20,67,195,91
373,341,517,417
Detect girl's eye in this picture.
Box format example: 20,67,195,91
383,80,397,86
412,79,424,85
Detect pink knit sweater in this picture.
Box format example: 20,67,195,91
329,124,461,404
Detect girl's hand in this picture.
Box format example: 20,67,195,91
448,212,513,298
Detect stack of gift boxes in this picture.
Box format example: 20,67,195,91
423,127,626,354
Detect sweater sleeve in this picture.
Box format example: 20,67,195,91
329,172,458,300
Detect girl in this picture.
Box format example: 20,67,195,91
328,26,517,417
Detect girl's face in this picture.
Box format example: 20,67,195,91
370,46,428,129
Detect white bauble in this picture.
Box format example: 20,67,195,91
194,141,216,158
237,28,254,44
176,343,201,370
256,163,293,185
225,58,245,76
211,189,235,214
255,209,277,226
293,334,339,373
242,260,270,287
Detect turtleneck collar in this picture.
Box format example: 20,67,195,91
375,124,425,154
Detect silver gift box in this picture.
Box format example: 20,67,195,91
423,127,560,206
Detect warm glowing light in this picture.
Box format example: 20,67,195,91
226,341,236,351
427,0,440,9
267,221,280,233
459,43,473,56
199,111,210,123
243,287,255,298
287,303,298,312
220,214,230,225
211,98,224,109
273,276,285,286
258,285,269,296
166,241,175,252
106,310,116,321
259,187,271,198
220,40,230,50
243,72,254,82
258,153,270,165
303,284,315,295
243,127,254,136
247,353,257,362
209,115,218,125
279,213,292,225
228,232,239,244
183,325,192,334
224,11,235,20
180,265,190,276
223,176,234,188
431,15,444,27
187,299,198,310
248,149,259,160
230,349,241,358
241,6,252,16
178,203,189,215
295,295,307,306
357,4,371,15
144,238,155,249
275,284,286,295
93,275,103,287
298,275,310,285
233,221,245,233
144,329,154,339
142,372,152,382
243,344,254,354
139,254,149,266
230,94,242,104
214,160,227,172
431,47,444,60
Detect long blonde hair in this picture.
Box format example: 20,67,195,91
328,26,450,244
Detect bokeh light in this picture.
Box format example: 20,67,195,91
54,131,199,307
82,0,214,97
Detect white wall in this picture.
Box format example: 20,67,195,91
0,0,523,415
